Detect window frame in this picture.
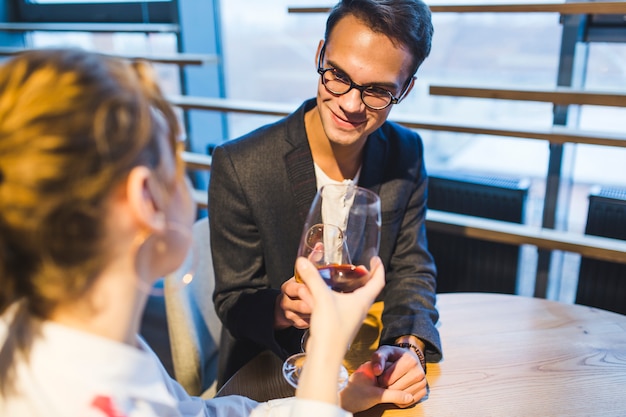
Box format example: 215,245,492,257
10,0,177,24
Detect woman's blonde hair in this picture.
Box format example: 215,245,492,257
0,48,182,394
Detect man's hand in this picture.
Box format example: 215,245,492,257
370,345,428,406
274,277,313,330
340,362,416,413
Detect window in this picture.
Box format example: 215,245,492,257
219,0,626,302
13,0,174,23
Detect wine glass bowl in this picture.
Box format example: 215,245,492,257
298,223,347,269
296,222,372,293
307,183,381,289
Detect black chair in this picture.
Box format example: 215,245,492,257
427,172,529,294
576,187,626,315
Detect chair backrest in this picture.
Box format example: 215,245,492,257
576,187,626,315
164,216,221,398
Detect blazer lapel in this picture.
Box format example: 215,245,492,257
286,147,317,222
358,130,387,195
284,100,318,223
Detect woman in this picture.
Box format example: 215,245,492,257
0,48,385,417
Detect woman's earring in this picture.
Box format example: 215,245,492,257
134,220,195,297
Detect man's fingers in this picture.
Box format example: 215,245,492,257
297,282,315,308
379,389,415,408
289,317,310,329
282,277,308,298
280,292,312,313
386,363,425,389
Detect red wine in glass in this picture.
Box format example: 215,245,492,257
317,264,370,293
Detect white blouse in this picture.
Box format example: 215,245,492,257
0,307,351,417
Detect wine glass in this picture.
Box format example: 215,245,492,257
283,222,351,389
282,183,382,389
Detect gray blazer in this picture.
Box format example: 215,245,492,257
209,99,442,386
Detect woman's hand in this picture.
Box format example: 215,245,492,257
294,256,385,405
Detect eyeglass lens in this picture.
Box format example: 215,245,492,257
321,69,394,110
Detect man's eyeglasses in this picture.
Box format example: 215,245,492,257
316,44,413,110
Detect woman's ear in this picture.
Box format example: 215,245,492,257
126,166,166,232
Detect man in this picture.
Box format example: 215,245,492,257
209,0,442,410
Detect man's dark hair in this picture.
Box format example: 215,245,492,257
325,0,434,76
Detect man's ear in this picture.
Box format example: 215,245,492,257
399,77,416,103
126,166,166,232
315,39,325,68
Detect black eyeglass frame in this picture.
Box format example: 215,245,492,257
316,43,415,110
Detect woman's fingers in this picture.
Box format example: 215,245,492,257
295,257,327,301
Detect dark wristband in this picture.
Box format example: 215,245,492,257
395,342,427,374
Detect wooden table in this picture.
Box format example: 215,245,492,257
217,293,626,416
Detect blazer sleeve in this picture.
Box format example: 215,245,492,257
375,128,443,362
209,145,294,359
